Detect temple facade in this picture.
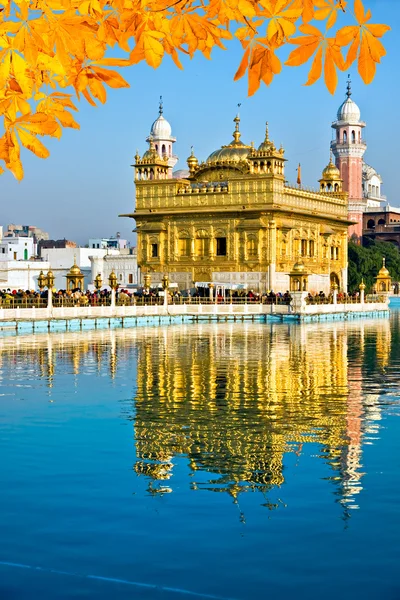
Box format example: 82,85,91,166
123,105,353,293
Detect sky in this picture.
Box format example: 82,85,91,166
1,0,399,246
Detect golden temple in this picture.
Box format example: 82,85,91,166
122,112,352,293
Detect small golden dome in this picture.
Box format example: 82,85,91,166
322,155,341,180
187,148,198,166
292,262,306,273
257,122,275,153
378,258,389,277
68,259,82,276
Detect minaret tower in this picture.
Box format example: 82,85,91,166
331,76,367,241
146,97,178,176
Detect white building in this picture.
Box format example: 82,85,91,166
0,260,50,291
363,163,385,208
88,235,128,250
90,249,138,289
41,247,119,290
0,237,35,261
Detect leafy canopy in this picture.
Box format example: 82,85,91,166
348,240,400,293
0,0,390,179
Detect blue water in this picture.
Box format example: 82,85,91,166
1,305,400,599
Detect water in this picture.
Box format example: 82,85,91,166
1,306,400,600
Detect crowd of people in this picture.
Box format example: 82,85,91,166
1,286,370,307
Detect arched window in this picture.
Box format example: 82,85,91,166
162,144,166,156
334,183,339,192
367,219,375,229
128,274,133,284
119,273,123,281
309,240,315,257
351,130,356,143
336,130,339,140
378,218,386,226
24,248,28,260
321,183,325,191
343,131,347,143
301,240,308,256
155,144,158,151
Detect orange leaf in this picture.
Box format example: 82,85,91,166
234,46,250,81
324,47,338,94
358,34,376,83
305,45,323,85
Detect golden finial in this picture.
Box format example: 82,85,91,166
232,103,242,143
265,121,269,142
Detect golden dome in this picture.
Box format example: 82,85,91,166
68,259,82,276
257,122,275,153
187,148,198,166
322,155,341,180
206,115,252,166
292,261,306,273
378,258,389,277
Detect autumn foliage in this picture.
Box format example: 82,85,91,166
0,0,390,179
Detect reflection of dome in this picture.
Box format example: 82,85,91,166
206,116,251,166
150,115,172,139
337,97,361,123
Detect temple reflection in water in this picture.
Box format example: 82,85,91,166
0,315,396,513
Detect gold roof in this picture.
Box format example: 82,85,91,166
378,258,389,277
257,122,275,153
292,261,306,273
68,259,82,276
322,154,341,180
206,115,252,166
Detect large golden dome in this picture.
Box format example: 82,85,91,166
206,116,252,166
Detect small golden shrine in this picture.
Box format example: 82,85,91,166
289,262,309,292
66,258,85,291
374,258,392,293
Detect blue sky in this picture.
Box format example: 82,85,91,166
1,0,398,245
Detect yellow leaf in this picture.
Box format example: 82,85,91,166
88,77,107,103
91,66,130,88
17,127,50,158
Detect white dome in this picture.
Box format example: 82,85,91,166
150,115,172,140
337,97,361,123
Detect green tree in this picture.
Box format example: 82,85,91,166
348,240,400,292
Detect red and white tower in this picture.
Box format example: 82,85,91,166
331,77,367,241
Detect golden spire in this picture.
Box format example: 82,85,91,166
232,115,241,144
264,121,269,143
